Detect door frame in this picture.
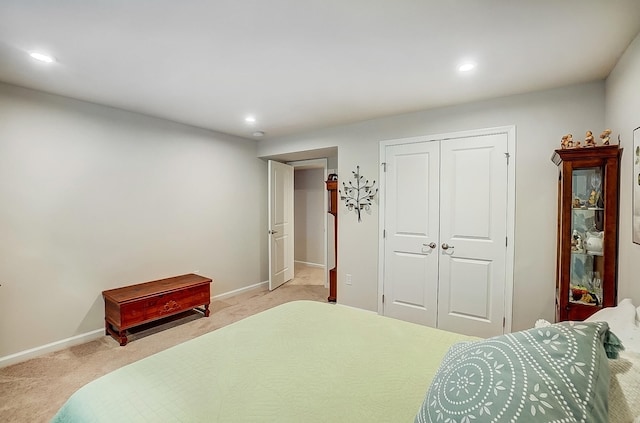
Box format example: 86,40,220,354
287,158,329,288
377,125,516,333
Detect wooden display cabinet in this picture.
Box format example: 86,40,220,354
326,178,338,303
551,145,621,321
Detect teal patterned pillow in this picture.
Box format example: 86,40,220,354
415,322,619,423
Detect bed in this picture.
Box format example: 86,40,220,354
51,300,638,422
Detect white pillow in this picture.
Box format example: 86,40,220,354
585,298,640,353
609,350,640,422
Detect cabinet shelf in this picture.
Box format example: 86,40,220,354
571,251,603,257
569,300,598,306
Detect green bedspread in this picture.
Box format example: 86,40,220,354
51,301,474,422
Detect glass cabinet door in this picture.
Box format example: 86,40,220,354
569,167,604,307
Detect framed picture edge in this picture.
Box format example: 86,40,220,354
633,126,640,244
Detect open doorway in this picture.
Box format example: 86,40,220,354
262,147,338,301
288,159,329,291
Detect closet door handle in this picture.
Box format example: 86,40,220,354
441,243,454,250
423,242,437,249
268,230,278,234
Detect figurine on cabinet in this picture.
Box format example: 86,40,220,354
571,229,584,252
584,130,596,147
600,129,612,145
572,197,582,208
588,189,601,208
561,134,575,149
561,133,575,148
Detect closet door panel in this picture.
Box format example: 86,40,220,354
438,133,508,338
444,257,492,321
382,142,439,327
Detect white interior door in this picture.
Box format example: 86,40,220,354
268,160,294,290
437,133,508,338
382,141,440,326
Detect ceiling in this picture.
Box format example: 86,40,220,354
1,1,639,140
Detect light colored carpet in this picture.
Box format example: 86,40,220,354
0,268,327,423
287,262,326,286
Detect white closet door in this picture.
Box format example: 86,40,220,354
380,130,511,338
382,141,440,326
437,133,508,338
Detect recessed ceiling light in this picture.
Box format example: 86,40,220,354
253,131,265,137
29,52,55,63
245,116,256,124
458,62,476,72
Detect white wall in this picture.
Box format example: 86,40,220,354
259,81,606,331
294,168,325,265
0,83,268,358
606,31,640,304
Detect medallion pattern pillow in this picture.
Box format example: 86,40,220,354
415,321,616,423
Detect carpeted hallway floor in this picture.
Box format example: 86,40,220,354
0,266,328,422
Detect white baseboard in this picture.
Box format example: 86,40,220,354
211,280,268,301
0,328,104,368
0,281,270,368
294,260,325,268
